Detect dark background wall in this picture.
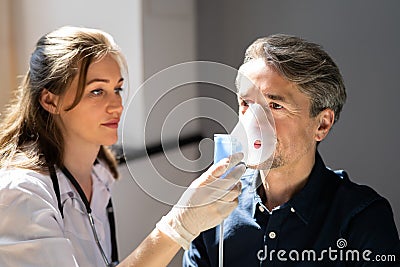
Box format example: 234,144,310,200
197,0,400,228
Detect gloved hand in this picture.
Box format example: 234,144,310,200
156,152,246,250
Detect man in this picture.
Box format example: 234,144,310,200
183,34,400,266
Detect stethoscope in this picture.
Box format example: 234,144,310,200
49,163,118,267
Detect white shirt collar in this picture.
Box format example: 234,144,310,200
57,161,115,214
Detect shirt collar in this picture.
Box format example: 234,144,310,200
250,151,334,224
57,160,115,209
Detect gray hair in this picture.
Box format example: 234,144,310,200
244,34,346,122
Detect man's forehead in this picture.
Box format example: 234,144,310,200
236,59,301,104
236,59,267,99
236,73,257,97
239,58,266,70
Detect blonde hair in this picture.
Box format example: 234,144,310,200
0,26,127,178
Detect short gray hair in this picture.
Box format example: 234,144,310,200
244,34,346,122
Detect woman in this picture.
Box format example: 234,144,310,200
0,26,244,266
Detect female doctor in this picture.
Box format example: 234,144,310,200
0,26,245,266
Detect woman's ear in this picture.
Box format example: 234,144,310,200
39,89,60,114
315,109,335,142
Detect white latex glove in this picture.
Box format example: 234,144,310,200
156,152,246,250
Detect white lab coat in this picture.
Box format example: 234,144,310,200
0,162,115,267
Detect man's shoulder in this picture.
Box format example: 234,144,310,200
325,168,390,225
329,169,383,206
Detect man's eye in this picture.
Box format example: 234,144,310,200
270,102,283,110
90,89,104,96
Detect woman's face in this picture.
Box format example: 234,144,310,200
58,54,124,148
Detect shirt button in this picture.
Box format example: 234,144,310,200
290,207,295,213
259,205,265,212
269,231,276,239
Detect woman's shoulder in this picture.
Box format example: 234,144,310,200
0,167,55,199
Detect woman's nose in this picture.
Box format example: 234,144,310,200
107,96,123,115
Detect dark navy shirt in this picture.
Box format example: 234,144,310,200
183,152,400,266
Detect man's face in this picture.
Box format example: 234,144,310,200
237,59,324,171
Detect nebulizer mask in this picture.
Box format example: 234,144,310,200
214,72,276,169
213,69,277,267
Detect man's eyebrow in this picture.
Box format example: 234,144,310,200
86,77,124,85
265,93,286,102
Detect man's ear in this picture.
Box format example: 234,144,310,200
315,109,335,142
39,89,60,114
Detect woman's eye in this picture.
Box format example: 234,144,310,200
270,102,283,110
114,87,123,94
90,89,104,96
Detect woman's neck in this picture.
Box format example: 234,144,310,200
62,140,100,203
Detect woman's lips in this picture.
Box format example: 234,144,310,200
102,119,119,129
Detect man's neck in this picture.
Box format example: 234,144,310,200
260,154,315,211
